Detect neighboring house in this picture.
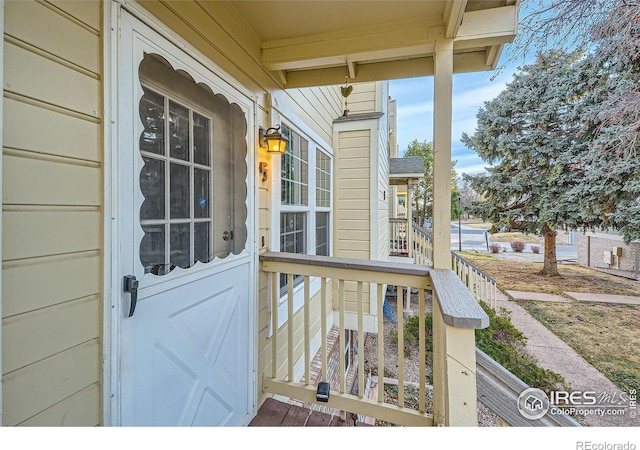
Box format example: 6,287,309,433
577,230,640,281
1,0,519,426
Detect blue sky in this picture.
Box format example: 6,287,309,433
389,64,518,178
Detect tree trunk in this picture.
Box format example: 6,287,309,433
541,224,559,277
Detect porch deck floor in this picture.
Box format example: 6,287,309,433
249,398,373,427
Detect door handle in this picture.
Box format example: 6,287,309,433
222,230,234,241
123,275,139,317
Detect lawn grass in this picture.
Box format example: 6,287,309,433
456,251,640,392
458,251,640,296
520,301,640,392
489,232,541,243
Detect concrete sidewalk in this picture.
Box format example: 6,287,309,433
495,289,640,427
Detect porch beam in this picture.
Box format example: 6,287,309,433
443,0,467,38
283,57,435,88
261,6,517,73
281,50,502,88
261,18,440,71
455,6,518,44
347,59,356,80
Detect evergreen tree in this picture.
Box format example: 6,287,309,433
499,0,640,242
462,50,585,276
568,3,640,242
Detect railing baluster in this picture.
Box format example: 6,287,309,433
271,272,278,379
357,281,364,399
419,287,426,413
377,283,384,403
493,282,498,310
321,277,328,382
339,278,346,421
288,273,294,382
339,279,345,396
397,284,404,408
304,275,310,385
484,275,488,304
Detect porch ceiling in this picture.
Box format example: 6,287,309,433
227,0,520,88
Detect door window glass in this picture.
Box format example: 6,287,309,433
138,54,247,275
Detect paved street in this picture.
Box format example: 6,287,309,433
450,222,490,252
450,222,577,261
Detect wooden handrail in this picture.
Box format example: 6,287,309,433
260,252,488,330
430,269,489,329
260,251,427,277
476,348,581,426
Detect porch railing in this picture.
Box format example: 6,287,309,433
412,221,433,266
389,218,408,255
451,252,498,310
259,251,489,426
409,221,497,310
476,349,581,426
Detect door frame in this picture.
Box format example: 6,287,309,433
103,1,258,426
0,0,5,426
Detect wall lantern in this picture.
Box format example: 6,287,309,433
259,125,288,154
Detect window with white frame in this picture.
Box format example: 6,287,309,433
279,125,332,295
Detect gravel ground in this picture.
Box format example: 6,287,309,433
362,290,500,426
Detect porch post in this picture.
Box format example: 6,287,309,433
431,37,454,426
406,183,413,258
432,38,453,270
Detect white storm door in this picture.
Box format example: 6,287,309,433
116,11,255,427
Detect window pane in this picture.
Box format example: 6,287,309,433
140,157,165,220
193,112,210,166
299,138,308,205
194,168,210,219
170,223,191,269
139,88,165,155
169,100,190,161
316,212,329,256
280,212,306,294
316,150,331,208
281,212,306,254
280,126,308,206
170,163,190,219
140,224,166,275
194,222,211,264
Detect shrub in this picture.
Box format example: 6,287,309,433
475,301,568,393
489,243,500,253
511,240,525,252
531,245,540,254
